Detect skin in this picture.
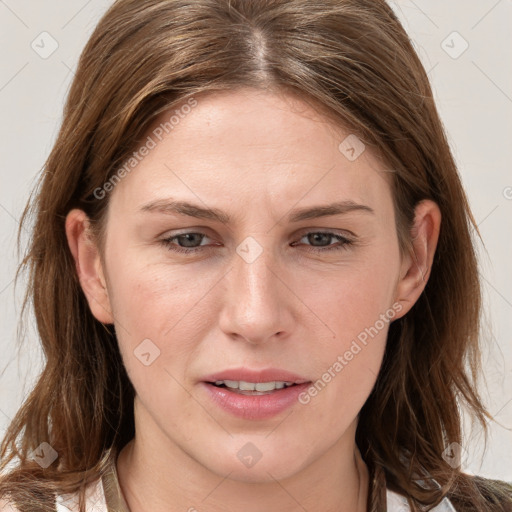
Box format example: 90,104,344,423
65,87,441,512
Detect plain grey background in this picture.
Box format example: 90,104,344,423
0,1,511,480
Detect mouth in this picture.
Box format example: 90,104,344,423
199,368,311,419
201,378,313,420
206,379,301,395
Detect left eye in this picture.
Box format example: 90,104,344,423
293,232,354,252
160,231,354,254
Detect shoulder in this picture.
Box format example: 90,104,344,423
387,488,457,511
386,475,512,512
0,475,107,512
0,495,56,512
449,474,512,511
55,476,107,512
472,475,512,501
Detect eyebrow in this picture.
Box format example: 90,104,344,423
139,198,374,223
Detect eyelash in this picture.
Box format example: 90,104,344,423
160,231,354,254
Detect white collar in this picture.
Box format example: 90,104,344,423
387,487,457,511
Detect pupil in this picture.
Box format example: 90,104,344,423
179,233,202,247
309,233,330,246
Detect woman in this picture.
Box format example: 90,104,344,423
0,0,510,511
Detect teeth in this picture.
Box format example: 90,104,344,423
213,380,295,391
240,381,257,391
254,382,276,392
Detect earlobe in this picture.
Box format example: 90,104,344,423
65,209,114,324
393,200,441,319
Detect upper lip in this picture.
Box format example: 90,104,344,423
202,367,310,385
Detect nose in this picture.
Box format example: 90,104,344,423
218,236,294,345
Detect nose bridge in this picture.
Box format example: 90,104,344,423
236,235,275,298
234,234,280,312
220,234,289,343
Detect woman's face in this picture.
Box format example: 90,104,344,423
70,87,430,482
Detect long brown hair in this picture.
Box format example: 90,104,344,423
1,1,511,511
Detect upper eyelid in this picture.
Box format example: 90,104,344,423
162,227,354,236
162,228,356,243
161,224,357,235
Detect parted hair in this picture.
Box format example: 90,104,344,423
1,1,511,511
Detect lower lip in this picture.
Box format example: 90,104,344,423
200,382,311,420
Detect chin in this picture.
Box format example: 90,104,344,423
202,448,306,484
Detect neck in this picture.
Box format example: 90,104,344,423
116,400,369,512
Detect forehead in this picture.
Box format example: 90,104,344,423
109,87,393,219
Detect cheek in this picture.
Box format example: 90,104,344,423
297,240,400,413
298,288,390,430
306,238,401,340
106,249,201,331
107,260,206,413
105,253,220,378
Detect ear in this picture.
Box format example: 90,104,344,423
65,208,114,324
393,199,442,319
